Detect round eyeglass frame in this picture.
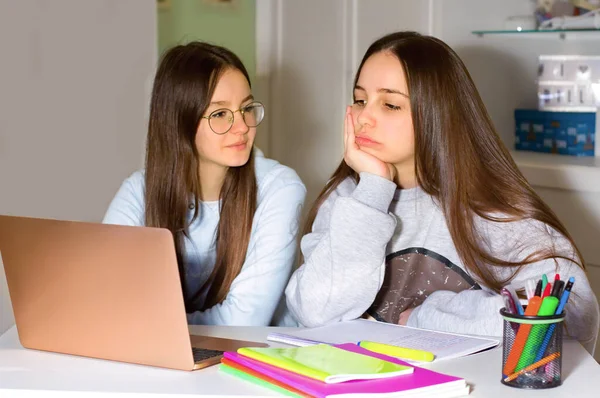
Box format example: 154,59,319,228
201,101,265,135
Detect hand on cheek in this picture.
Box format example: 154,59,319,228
343,106,396,181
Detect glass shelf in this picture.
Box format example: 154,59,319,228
472,28,600,39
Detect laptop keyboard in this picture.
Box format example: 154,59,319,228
192,347,225,362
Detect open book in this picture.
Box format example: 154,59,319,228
269,319,499,363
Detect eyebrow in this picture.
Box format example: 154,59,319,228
354,85,409,98
210,94,254,107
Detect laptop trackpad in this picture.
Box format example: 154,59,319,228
190,334,269,351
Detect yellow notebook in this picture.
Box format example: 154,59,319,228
237,344,413,384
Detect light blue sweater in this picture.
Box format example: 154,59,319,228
103,150,306,326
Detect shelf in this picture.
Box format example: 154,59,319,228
472,28,600,39
510,151,600,193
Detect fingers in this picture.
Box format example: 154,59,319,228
343,106,350,149
346,107,356,146
346,107,359,154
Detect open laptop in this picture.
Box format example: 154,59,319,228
0,214,267,371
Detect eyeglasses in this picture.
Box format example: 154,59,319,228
201,101,265,135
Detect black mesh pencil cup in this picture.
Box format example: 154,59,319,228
500,308,565,389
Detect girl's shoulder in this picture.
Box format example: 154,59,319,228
117,169,145,199
319,175,359,205
254,149,305,196
474,213,575,259
126,169,145,185
475,213,552,239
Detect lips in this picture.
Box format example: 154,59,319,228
355,135,379,147
227,141,248,150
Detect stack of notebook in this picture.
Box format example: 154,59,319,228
219,343,470,397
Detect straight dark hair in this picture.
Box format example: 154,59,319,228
145,42,257,312
303,31,584,292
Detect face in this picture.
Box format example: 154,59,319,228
351,51,415,178
195,68,257,169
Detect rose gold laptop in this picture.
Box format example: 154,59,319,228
0,214,267,371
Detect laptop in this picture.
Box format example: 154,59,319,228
0,214,267,371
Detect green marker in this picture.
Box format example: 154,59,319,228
542,274,548,292
515,295,559,372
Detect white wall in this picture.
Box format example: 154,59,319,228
0,0,157,335
354,0,431,62
261,0,349,206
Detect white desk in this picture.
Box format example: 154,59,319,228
1,324,599,397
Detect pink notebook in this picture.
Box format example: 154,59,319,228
225,343,468,397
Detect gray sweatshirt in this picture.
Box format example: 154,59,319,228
284,172,600,354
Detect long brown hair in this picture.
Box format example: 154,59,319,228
145,42,257,312
304,31,584,292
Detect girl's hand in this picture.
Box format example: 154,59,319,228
343,106,395,181
398,307,414,326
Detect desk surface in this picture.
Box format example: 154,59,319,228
1,324,599,397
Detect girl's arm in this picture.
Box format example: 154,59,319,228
285,173,397,327
187,169,306,326
407,221,600,354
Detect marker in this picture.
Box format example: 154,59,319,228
515,295,559,371
503,296,543,375
358,341,435,362
533,277,575,363
505,285,524,315
555,277,575,316
542,274,548,293
538,295,560,316
500,288,517,314
534,279,543,297
525,279,536,300
551,280,564,299
541,283,552,298
504,352,560,382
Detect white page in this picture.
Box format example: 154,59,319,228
287,319,499,362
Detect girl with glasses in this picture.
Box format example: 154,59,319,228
283,32,599,354
104,42,306,326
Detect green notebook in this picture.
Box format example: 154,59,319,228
237,344,413,384
220,364,302,397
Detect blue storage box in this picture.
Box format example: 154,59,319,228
514,109,596,157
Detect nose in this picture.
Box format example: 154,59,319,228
356,104,375,129
229,110,249,135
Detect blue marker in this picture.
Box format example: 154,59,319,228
534,277,574,362
555,277,574,315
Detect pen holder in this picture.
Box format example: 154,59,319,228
500,308,565,389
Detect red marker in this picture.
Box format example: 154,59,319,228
542,283,552,298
